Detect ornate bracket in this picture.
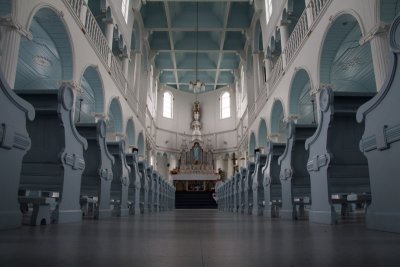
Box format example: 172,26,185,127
307,154,329,172
0,123,30,150
360,124,400,152
280,168,293,180
121,176,129,187
64,153,85,170
100,168,113,181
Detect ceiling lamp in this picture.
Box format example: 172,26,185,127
189,1,205,94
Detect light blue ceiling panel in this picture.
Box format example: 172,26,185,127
140,1,256,93
173,31,220,50
175,52,218,69
109,98,123,133
227,2,253,28
155,52,174,69
218,71,234,84
140,1,168,28
320,14,376,92
223,31,246,50
201,71,217,83
220,53,240,69
160,71,176,84
271,100,285,135
149,31,171,50
15,8,72,90
169,2,225,28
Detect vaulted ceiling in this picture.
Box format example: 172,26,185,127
140,0,254,93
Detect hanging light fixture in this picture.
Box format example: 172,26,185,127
189,1,205,94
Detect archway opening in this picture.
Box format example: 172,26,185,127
15,7,73,90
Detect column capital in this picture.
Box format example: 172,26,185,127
0,16,32,40
359,22,390,46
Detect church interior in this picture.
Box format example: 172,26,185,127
1,0,400,266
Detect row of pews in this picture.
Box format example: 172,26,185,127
217,16,400,233
0,75,175,229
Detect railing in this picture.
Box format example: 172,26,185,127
309,0,330,21
84,7,110,63
268,55,283,88
64,0,144,121
68,0,83,16
284,8,308,64
110,56,127,94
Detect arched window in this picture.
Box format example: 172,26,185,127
122,0,130,23
163,91,173,119
241,65,246,100
265,0,272,24
220,92,231,119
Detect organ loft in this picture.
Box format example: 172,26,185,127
0,0,400,266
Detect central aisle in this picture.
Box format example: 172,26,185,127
0,210,399,266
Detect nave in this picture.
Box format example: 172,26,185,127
0,210,399,267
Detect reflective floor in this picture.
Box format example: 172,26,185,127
0,210,400,267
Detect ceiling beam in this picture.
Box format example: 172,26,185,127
149,28,244,32
163,1,180,90
214,1,231,90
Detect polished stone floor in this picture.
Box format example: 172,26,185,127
0,210,400,267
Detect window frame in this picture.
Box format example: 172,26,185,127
220,91,231,119
122,0,130,23
162,91,173,119
265,0,272,24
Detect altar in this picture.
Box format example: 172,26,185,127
171,100,219,192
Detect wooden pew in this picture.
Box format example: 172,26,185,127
234,172,241,212
126,152,141,215
146,165,154,213
244,162,256,215
159,178,165,212
0,70,34,229
305,88,374,224
262,142,286,218
239,167,247,214
16,85,88,225
278,121,317,220
356,16,400,233
252,154,267,216
107,140,130,217
137,161,149,213
76,119,115,219
152,171,160,212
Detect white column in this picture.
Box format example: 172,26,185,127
253,53,260,97
104,20,114,65
370,32,391,90
264,57,272,93
79,0,89,26
0,19,29,88
279,21,290,68
122,56,130,79
305,0,313,29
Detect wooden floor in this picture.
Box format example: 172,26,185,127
0,210,400,267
